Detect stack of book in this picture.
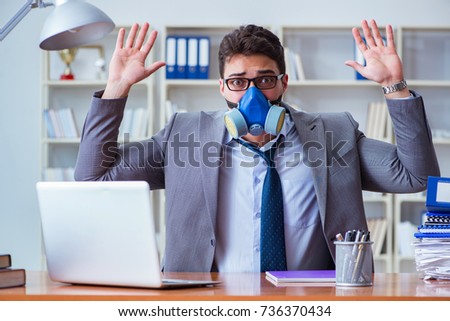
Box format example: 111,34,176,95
43,108,79,139
365,101,392,142
366,217,387,256
43,167,75,181
165,100,187,122
413,176,450,280
284,47,305,81
0,253,26,289
118,107,149,140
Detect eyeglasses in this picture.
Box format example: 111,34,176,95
224,74,284,91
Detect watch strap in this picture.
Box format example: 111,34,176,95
382,79,407,95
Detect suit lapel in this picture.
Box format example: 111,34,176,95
199,110,226,228
287,106,328,223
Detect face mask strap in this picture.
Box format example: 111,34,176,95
225,99,238,109
225,95,282,109
269,95,283,106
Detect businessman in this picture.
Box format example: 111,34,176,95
75,19,440,272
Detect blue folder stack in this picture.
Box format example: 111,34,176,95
415,176,450,239
413,176,450,280
165,35,210,80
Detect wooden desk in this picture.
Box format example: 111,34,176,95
1,271,450,301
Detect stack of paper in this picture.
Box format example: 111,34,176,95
412,238,450,280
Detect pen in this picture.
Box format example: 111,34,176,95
351,232,368,283
352,230,362,256
344,230,352,241
343,229,356,282
339,231,352,282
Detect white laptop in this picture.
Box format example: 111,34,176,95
36,181,220,289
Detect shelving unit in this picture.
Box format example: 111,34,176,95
391,26,450,272
41,23,450,272
279,26,388,127
393,193,427,272
41,26,156,181
363,193,394,272
398,27,450,175
40,26,162,249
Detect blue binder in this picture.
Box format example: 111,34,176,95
165,36,177,79
187,37,199,79
426,176,450,213
414,177,450,240
176,37,188,79
198,36,210,79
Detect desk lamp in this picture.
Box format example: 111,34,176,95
0,0,115,50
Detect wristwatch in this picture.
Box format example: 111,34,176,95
382,79,407,95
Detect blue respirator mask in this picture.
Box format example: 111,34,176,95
224,87,286,139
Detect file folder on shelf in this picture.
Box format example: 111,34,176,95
198,36,210,79
166,35,209,80
165,36,177,79
176,37,187,79
187,37,199,79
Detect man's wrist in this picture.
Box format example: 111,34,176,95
382,79,408,95
103,80,132,99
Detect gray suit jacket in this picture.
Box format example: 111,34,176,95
75,91,440,272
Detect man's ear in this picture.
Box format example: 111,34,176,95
281,74,289,92
219,78,226,97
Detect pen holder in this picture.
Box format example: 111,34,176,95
334,241,374,287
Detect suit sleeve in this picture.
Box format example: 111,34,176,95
74,91,166,190
358,91,440,193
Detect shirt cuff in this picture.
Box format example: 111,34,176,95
389,91,415,100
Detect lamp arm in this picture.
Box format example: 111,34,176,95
0,0,53,41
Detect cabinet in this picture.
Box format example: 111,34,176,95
41,25,156,181
40,26,163,248
392,27,450,272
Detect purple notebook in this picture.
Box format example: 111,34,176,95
266,270,336,283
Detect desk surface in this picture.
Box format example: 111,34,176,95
1,271,450,301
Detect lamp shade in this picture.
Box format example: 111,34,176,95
39,0,115,50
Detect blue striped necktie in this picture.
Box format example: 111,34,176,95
237,138,287,272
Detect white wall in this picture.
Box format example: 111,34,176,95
1,0,449,270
